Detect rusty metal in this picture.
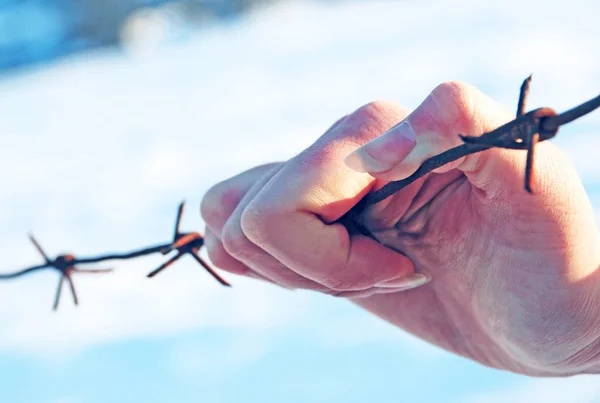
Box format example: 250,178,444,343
0,202,229,310
339,76,600,235
0,76,597,310
147,201,231,286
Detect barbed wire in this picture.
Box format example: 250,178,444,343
0,201,230,310
1,75,598,310
338,75,600,235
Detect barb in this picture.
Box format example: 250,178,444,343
15,237,113,311
29,234,50,263
366,77,597,205
0,202,230,310
148,201,231,286
339,76,599,234
0,75,596,311
517,74,532,117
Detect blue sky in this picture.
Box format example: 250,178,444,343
1,1,600,402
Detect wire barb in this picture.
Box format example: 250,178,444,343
517,74,532,117
0,202,230,310
16,237,113,311
29,234,50,263
0,76,596,310
340,76,600,233
148,202,231,286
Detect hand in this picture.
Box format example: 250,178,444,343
201,105,421,298
200,82,600,376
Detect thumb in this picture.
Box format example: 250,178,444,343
344,81,535,198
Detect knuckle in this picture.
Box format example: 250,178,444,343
307,100,409,163
349,100,404,129
220,222,252,259
431,81,471,104
205,242,229,269
239,202,271,244
354,100,398,121
205,240,249,275
336,100,409,144
200,182,244,231
429,81,477,129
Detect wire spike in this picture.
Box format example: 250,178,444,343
66,275,79,306
517,74,533,117
174,201,185,241
147,253,183,278
191,252,231,287
29,234,50,263
52,276,65,311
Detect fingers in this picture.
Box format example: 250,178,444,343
204,229,281,286
201,163,281,282
201,163,281,236
220,164,337,292
200,103,427,296
236,101,420,291
344,81,528,198
214,162,372,295
203,162,339,292
204,229,251,276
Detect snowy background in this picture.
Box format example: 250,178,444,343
1,0,600,402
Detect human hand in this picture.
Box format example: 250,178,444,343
200,104,421,298
201,82,600,376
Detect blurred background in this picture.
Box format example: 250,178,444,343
0,0,275,70
1,0,600,402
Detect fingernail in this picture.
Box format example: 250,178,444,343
377,273,430,290
344,122,416,173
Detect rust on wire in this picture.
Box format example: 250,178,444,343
339,75,600,235
0,202,230,310
0,75,598,310
147,201,230,286
365,77,599,204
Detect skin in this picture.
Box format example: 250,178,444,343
200,81,600,376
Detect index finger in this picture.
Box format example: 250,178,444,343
238,101,419,290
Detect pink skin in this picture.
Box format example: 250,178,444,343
200,81,600,376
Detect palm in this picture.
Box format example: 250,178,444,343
355,147,600,375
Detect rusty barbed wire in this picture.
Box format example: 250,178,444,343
0,201,230,311
339,75,600,235
1,75,598,310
